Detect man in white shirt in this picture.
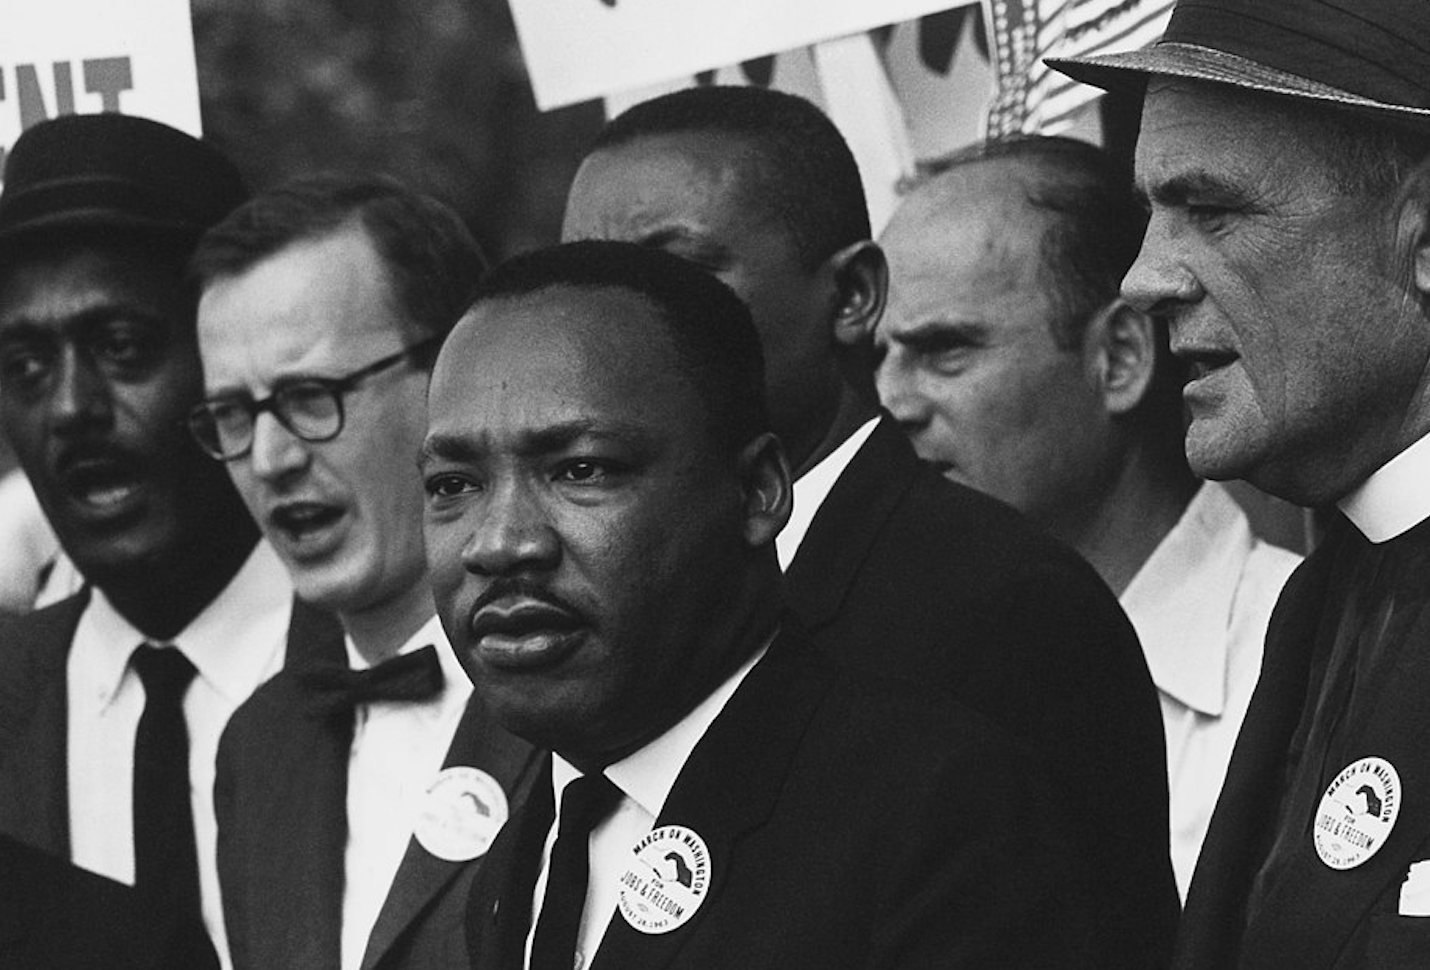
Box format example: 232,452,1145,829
1051,1,1430,966
0,115,294,969
561,85,1178,966
876,135,1302,897
423,239,1102,970
192,173,536,970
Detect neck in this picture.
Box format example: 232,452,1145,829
791,384,880,480
1051,445,1199,598
340,579,436,665
101,527,259,642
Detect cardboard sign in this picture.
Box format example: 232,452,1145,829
0,0,202,170
509,0,968,110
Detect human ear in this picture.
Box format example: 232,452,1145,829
825,240,888,349
735,431,792,547
1088,299,1157,416
1395,156,1430,300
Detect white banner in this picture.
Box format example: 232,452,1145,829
509,0,968,110
0,0,202,170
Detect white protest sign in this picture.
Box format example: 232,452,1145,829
0,0,202,170
509,0,970,110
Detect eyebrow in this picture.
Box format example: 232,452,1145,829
0,303,169,340
1140,170,1251,208
885,318,989,347
419,419,654,465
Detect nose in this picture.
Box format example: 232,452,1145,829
460,478,560,577
49,345,113,435
1121,213,1203,316
248,410,310,484
875,347,931,434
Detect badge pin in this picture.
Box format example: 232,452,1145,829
1314,756,1401,870
415,766,509,862
617,824,711,934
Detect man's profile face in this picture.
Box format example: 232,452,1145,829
0,243,233,586
876,167,1113,522
562,131,841,467
197,225,433,615
422,285,763,766
1124,79,1430,504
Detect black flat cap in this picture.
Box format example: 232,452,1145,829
0,113,249,253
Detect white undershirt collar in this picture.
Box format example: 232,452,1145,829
1338,430,1430,543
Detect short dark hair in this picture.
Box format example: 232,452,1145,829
192,172,487,346
592,86,869,269
468,240,769,452
909,135,1145,351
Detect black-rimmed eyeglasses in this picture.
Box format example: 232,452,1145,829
187,338,440,461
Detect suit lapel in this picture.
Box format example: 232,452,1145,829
783,417,916,630
590,630,833,970
470,753,556,970
360,688,540,970
1238,540,1430,970
0,592,89,857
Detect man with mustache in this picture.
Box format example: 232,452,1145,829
561,84,1177,966
0,115,296,967
422,239,1100,970
1051,0,1430,965
191,174,537,970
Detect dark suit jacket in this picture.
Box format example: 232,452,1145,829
469,627,1100,970
215,626,541,970
785,417,1177,967
0,588,336,964
1173,517,1430,969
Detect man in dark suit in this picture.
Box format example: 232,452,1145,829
0,114,295,968
423,239,1102,970
1051,1,1430,966
190,174,537,970
561,84,1176,965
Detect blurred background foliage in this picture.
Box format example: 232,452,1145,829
190,0,604,261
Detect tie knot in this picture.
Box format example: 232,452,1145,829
131,644,197,701
558,773,623,837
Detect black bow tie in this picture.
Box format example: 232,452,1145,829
297,644,444,716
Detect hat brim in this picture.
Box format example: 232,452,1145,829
1049,42,1430,129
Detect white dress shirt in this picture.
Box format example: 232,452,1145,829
526,644,768,970
66,540,293,970
341,614,473,970
1120,482,1302,900
776,417,880,569
1339,429,1430,542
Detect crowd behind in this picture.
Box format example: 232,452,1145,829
1,1,1428,968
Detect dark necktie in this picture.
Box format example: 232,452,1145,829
130,643,201,915
296,644,445,715
529,774,623,970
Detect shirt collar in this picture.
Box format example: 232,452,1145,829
73,540,293,709
776,417,881,570
1119,482,1248,716
552,640,770,817
1338,430,1430,543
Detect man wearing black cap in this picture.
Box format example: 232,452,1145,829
1052,2,1430,967
0,114,300,969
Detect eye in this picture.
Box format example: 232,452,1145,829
424,473,477,499
554,459,609,484
91,322,160,368
0,345,53,388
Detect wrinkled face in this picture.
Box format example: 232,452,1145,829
197,226,433,617
876,170,1113,522
422,286,769,765
562,132,841,468
0,243,242,586
1124,79,1429,504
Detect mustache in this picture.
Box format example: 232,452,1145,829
469,576,584,618
53,440,144,477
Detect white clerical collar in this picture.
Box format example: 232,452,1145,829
776,417,881,570
1338,430,1430,543
552,640,769,818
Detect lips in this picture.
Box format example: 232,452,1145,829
55,450,149,520
468,597,586,670
267,500,346,557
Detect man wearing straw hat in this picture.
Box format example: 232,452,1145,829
1052,2,1430,967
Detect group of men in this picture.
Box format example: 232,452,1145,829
1,0,1428,967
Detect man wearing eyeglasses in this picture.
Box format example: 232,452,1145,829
191,173,538,970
